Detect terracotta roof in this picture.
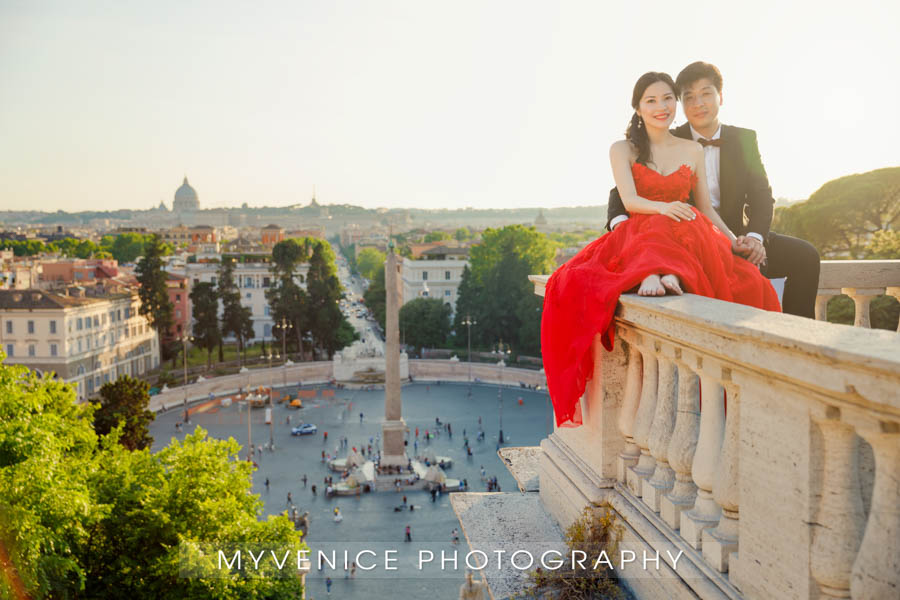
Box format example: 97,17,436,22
0,289,103,309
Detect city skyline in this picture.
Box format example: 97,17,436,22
1,1,898,212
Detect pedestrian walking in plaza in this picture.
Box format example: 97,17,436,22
351,562,356,578
323,431,328,442
431,488,437,502
360,412,364,422
302,474,308,487
287,492,293,505
405,525,412,542
326,576,332,595
312,485,317,496
265,477,270,491
415,427,418,438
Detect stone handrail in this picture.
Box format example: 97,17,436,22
530,274,900,600
815,259,900,329
149,361,333,412
409,359,546,388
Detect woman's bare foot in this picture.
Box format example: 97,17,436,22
638,274,665,296
660,274,683,295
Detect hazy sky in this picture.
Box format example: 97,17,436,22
1,1,897,212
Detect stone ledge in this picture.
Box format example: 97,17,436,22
498,446,541,492
451,492,565,600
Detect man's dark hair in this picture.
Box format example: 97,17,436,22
675,61,723,97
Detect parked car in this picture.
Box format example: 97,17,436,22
291,423,318,436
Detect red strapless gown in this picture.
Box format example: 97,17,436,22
541,163,781,426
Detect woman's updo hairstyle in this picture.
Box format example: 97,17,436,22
625,71,677,166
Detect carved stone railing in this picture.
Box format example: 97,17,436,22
815,260,900,329
531,274,899,600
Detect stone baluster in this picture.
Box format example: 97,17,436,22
810,408,865,599
661,350,701,530
617,342,643,483
815,289,839,321
702,376,741,573
680,362,725,550
841,287,882,328
886,286,900,332
626,343,659,498
850,421,900,599
643,349,679,512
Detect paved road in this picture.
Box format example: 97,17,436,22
150,381,553,599
337,254,385,356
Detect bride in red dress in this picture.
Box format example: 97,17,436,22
541,72,781,426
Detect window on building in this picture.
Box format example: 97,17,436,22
245,277,253,287
264,324,272,337
263,277,271,288
245,293,251,300
117,310,121,321
78,340,82,353
4,321,11,334
5,344,12,357
211,277,217,286
445,271,451,280
87,337,91,349
77,317,83,330
94,316,99,327
422,272,428,281
75,272,83,280
28,344,35,357
445,290,451,297
50,320,57,334
176,309,181,318
175,294,181,302
50,344,58,357
264,306,270,316
27,320,34,334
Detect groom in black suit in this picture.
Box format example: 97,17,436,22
606,61,820,318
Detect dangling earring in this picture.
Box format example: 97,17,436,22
637,116,643,129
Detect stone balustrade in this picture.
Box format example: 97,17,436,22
815,260,900,329
530,274,899,600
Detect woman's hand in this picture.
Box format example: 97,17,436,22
656,201,696,222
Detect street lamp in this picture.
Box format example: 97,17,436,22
462,314,477,385
277,317,293,388
267,351,279,450
494,341,510,444
180,330,194,425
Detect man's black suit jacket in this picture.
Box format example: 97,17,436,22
605,123,775,240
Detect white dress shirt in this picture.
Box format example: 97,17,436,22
612,124,764,244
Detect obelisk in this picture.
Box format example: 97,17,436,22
381,241,408,467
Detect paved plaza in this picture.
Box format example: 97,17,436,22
150,380,553,599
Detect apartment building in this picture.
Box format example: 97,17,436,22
185,258,309,340
0,289,160,401
400,247,469,316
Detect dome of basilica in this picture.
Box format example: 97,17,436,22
173,177,200,212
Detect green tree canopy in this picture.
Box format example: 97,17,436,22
456,225,556,356
0,357,306,599
399,297,452,356
92,375,155,451
363,267,387,330
356,247,386,281
189,281,221,369
454,227,471,242
135,234,174,355
773,166,900,257
424,230,452,243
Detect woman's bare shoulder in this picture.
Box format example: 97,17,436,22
609,139,635,159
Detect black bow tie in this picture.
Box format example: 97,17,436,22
698,137,723,147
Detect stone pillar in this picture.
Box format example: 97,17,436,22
643,351,678,512
886,287,900,332
815,289,839,321
681,367,725,549
381,247,407,467
661,352,700,530
702,379,741,573
841,287,881,328
850,422,900,599
616,341,643,483
627,343,658,497
810,409,864,599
